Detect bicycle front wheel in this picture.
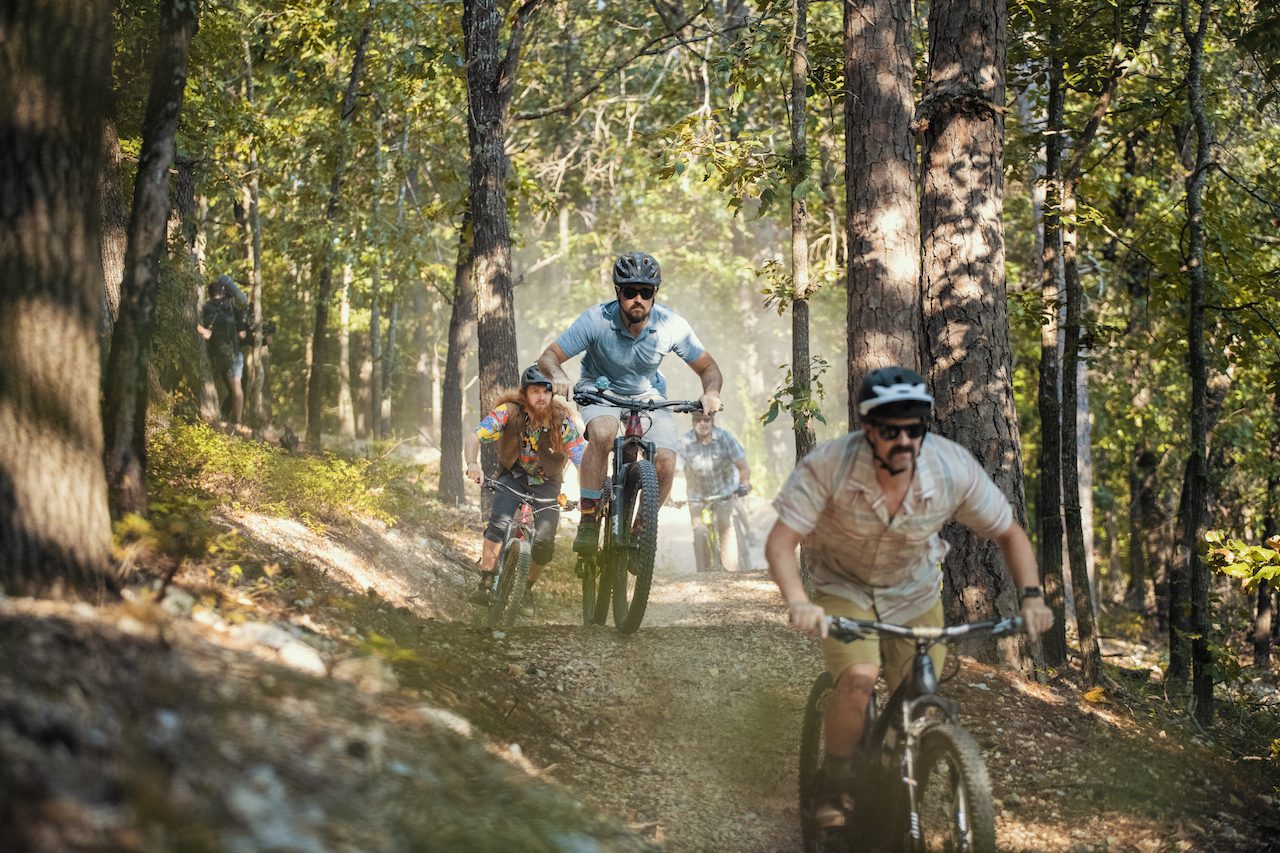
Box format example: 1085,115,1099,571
693,526,713,572
611,459,658,634
798,672,833,853
486,538,530,629
733,512,752,571
911,721,996,853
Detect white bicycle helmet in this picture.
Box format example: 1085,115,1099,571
857,366,934,418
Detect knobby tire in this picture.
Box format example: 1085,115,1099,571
486,537,530,629
693,526,714,572
733,512,752,571
911,721,996,853
799,672,835,853
611,459,658,634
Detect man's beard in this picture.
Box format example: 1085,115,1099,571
624,304,649,324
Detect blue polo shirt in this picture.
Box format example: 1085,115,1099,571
555,301,706,398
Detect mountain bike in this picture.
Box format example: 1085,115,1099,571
573,384,702,634
480,480,574,629
685,488,752,572
799,615,1024,852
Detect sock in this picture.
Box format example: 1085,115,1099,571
579,489,601,520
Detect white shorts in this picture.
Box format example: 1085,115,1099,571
578,403,679,453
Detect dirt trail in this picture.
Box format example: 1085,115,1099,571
404,503,1279,852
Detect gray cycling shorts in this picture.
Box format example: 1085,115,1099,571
578,403,679,453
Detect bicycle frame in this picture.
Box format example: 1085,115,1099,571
819,615,1023,850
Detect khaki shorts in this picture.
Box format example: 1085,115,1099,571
816,592,946,697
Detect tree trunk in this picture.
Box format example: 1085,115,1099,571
1036,36,1069,666
844,0,921,416
369,115,385,440
440,211,476,505
304,26,370,449
919,0,1025,666
99,119,128,368
0,0,116,596
239,38,267,430
789,0,816,462
1179,0,1214,725
1257,372,1280,671
337,262,356,439
1060,181,1103,685
101,0,199,517
463,0,542,419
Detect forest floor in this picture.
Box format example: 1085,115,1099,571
2,450,1279,851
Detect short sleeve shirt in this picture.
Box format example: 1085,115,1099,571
555,301,706,399
475,404,585,485
678,427,746,500
772,431,1014,623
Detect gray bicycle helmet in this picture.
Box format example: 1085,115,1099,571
857,366,934,419
612,251,662,286
521,364,553,391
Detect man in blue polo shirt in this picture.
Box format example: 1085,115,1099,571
538,251,725,554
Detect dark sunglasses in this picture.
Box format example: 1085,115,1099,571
868,421,928,440
618,285,656,301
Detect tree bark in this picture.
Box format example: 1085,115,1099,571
99,119,128,367
338,262,356,439
463,0,544,421
101,0,199,517
789,0,816,462
1178,0,1214,725
1060,181,1103,684
844,0,921,417
304,26,370,449
370,117,385,440
1036,37,1069,666
440,210,476,505
0,0,116,596
1257,370,1280,671
239,38,266,430
919,0,1025,665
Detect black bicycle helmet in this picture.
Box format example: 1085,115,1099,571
521,364,553,391
612,251,662,286
857,366,934,419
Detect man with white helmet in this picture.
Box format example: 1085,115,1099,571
765,365,1053,828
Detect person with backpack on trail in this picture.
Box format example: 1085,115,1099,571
196,274,249,428
463,365,587,606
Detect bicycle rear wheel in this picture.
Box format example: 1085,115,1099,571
911,721,996,853
486,538,530,629
611,459,658,634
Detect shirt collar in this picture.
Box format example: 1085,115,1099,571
846,431,937,504
605,299,659,336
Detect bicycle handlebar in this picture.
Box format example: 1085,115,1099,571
825,615,1024,643
483,479,578,512
572,388,704,414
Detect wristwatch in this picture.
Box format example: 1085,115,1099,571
1020,586,1042,602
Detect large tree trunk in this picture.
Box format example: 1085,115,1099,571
919,0,1025,666
304,26,370,449
1257,371,1280,671
1060,181,1103,684
463,0,542,419
789,0,816,461
439,211,476,505
844,0,921,415
369,115,386,440
1036,37,1069,666
101,0,199,517
0,0,116,596
1179,0,1214,725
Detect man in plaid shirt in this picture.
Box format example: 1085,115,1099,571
766,366,1053,830
677,412,752,571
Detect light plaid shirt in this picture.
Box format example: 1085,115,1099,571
772,431,1014,623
